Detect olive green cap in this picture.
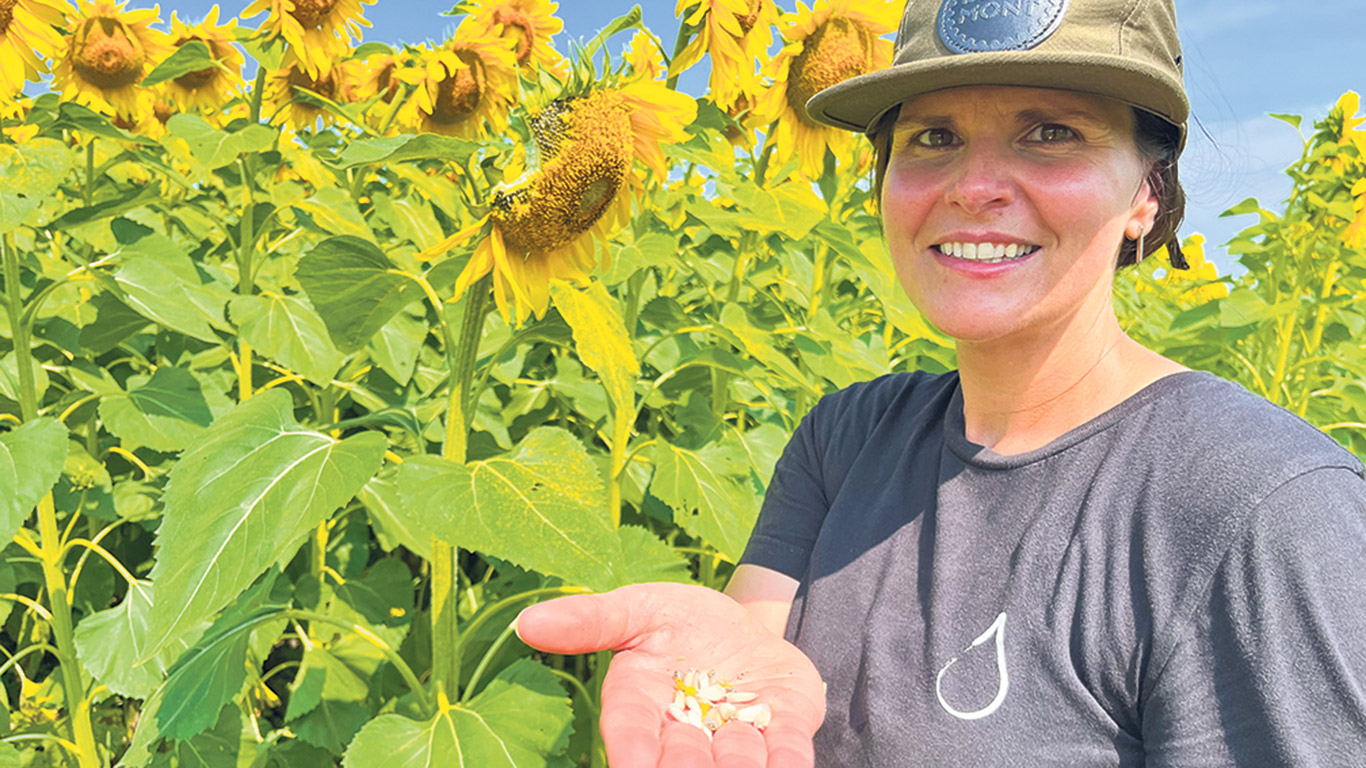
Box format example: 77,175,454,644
806,0,1188,143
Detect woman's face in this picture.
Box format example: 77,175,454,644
880,86,1157,344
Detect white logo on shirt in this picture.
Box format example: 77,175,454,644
935,612,1009,720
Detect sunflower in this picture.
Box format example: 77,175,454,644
673,0,779,111
404,31,518,139
263,53,359,131
462,0,563,76
0,0,69,97
623,29,663,82
163,6,243,111
755,0,896,179
424,82,694,324
1138,235,1228,306
240,0,372,79
51,0,169,120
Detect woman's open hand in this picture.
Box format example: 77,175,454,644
516,583,825,768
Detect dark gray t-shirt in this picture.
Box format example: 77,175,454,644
739,370,1366,766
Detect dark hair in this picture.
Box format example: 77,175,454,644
868,103,1189,271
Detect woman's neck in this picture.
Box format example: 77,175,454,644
954,308,1185,455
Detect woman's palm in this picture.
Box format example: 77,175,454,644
517,583,824,767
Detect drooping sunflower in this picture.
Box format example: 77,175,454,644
672,0,778,111
425,81,695,324
163,6,244,111
462,0,563,76
755,0,897,179
51,0,169,120
622,29,663,82
263,53,359,131
0,0,70,97
240,0,372,79
404,31,518,139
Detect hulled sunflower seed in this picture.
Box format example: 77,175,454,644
668,668,772,737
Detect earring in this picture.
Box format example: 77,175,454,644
1135,226,1146,264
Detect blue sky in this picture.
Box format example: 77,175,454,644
146,1,1365,273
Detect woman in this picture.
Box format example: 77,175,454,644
518,0,1366,765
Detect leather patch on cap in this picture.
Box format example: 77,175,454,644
937,0,1069,53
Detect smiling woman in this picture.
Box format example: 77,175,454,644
517,0,1366,765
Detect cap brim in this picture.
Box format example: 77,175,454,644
806,51,1189,139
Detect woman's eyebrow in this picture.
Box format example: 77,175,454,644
1013,108,1110,128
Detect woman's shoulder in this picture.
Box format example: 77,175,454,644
1140,371,1363,481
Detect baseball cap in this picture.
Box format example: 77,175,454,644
805,0,1188,144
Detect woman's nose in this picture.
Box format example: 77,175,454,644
944,143,1014,215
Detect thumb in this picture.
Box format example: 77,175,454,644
516,583,698,655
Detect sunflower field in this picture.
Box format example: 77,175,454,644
0,0,1363,765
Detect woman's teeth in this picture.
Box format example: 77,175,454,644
935,242,1039,263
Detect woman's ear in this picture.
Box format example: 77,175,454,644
1125,176,1160,240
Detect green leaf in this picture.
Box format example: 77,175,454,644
99,367,215,452
149,704,261,768
144,390,387,659
50,102,158,146
333,133,480,169
333,557,414,628
80,293,151,354
166,114,277,169
367,307,427,385
0,418,67,544
0,743,19,768
292,700,372,755
140,576,289,747
285,645,372,721
397,428,623,592
0,139,73,233
114,256,231,343
0,351,49,404
614,526,692,585
579,5,644,61
296,236,426,354
648,441,759,562
341,659,573,768
1267,112,1303,130
74,579,204,700
291,187,374,241
50,184,163,229
551,282,638,412
229,294,344,386
142,40,217,88
359,474,432,560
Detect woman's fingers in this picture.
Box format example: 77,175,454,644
515,589,642,654
761,718,815,768
711,722,766,768
657,721,715,768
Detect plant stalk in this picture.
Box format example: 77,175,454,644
36,494,100,768
431,275,493,699
1,235,38,422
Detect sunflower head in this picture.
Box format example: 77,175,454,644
265,55,357,130
785,16,877,124
53,0,169,119
407,31,517,138
0,0,71,94
495,91,634,254
165,6,244,110
464,0,564,74
240,0,373,78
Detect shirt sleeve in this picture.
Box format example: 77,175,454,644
1142,466,1366,766
736,398,834,581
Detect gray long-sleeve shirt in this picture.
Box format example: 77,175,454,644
739,370,1366,766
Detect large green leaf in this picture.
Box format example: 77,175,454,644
99,367,215,452
149,704,262,768
0,139,72,233
153,574,289,742
333,133,479,169
0,351,49,405
144,390,387,659
341,659,574,768
141,40,215,88
114,257,231,343
551,282,638,412
397,428,622,592
295,236,426,354
229,294,344,386
74,579,204,700
648,441,759,562
166,114,276,169
359,474,434,560
0,418,67,544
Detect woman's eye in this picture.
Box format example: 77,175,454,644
913,128,958,148
1028,124,1077,143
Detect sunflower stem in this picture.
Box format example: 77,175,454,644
1,234,38,422
664,18,699,91
431,274,493,700
755,121,778,187
378,82,417,137
83,140,96,209
711,233,754,419
35,493,101,768
249,63,268,124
